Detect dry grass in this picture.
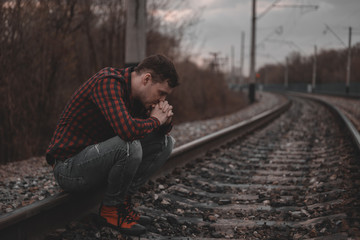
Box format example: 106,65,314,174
170,60,248,123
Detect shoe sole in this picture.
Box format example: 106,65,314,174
94,214,146,236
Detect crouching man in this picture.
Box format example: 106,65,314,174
46,54,179,236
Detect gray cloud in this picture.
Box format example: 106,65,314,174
185,0,360,74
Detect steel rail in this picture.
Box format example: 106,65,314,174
0,98,291,240
316,99,360,150
289,92,360,151
308,90,360,99
270,89,360,99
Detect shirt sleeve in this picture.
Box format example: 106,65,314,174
91,77,160,141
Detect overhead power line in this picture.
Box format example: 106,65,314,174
324,24,346,47
257,25,283,47
257,0,282,19
257,0,318,20
275,4,318,9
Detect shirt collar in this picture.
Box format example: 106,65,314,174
124,66,135,109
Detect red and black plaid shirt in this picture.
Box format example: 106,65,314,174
46,67,170,164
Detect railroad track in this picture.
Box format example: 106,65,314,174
286,91,360,134
132,96,360,239
1,95,359,239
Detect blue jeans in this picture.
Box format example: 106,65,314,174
53,132,174,206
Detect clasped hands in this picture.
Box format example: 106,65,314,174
150,100,173,125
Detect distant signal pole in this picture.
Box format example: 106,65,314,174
346,27,352,94
240,31,245,85
312,45,317,91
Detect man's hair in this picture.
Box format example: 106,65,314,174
134,54,179,88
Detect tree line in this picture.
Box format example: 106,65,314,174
257,44,360,85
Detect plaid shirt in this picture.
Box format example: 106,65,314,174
46,67,170,164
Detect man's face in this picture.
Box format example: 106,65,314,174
140,74,173,110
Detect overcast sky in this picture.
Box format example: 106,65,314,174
163,0,360,75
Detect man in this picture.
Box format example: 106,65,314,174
46,54,179,236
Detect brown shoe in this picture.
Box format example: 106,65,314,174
99,204,146,236
124,197,152,225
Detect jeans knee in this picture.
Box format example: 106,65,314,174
164,135,175,154
128,140,143,163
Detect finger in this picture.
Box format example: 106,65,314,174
167,110,174,117
162,104,170,113
151,104,157,112
159,100,167,109
161,101,169,112
165,105,173,113
162,100,169,108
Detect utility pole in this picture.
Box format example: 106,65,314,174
284,57,288,89
249,0,256,103
125,0,146,67
312,45,317,91
209,52,220,72
346,27,352,94
324,25,352,94
240,31,245,85
231,45,235,86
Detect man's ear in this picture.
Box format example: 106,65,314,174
142,73,152,85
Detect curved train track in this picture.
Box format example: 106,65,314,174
1,95,359,240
